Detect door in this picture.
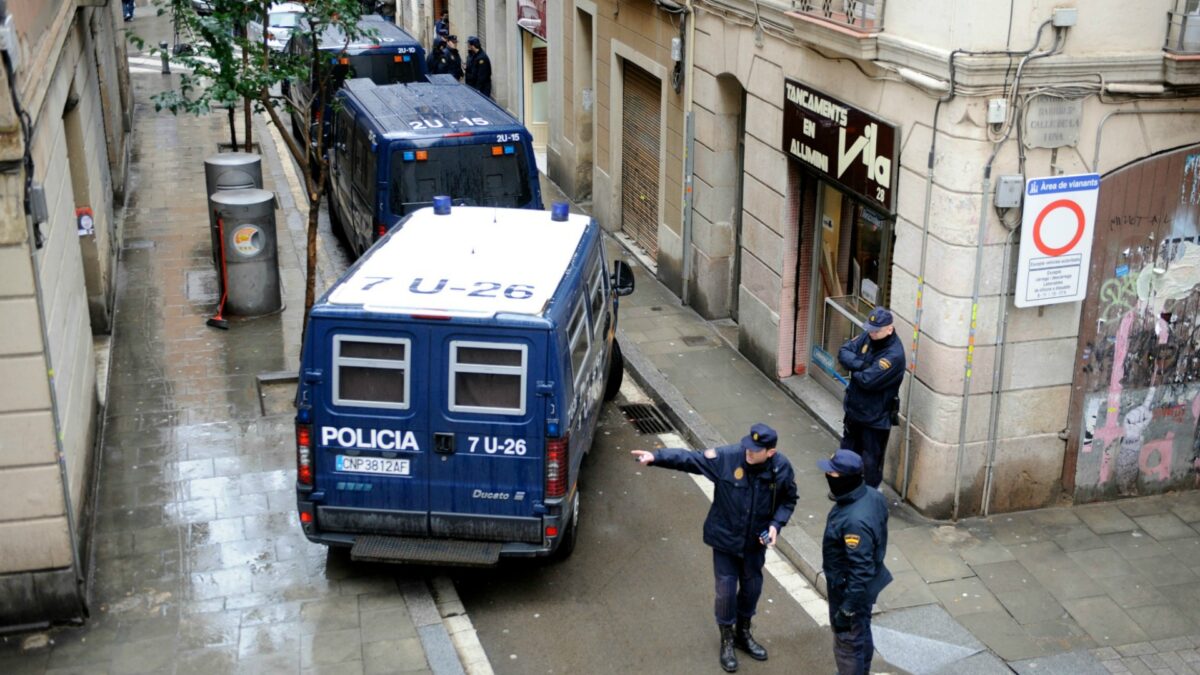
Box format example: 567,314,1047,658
1065,144,1200,500
315,327,430,536
349,124,377,254
620,60,661,257
426,329,546,543
522,31,549,153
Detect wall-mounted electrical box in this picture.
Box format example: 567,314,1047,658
671,38,682,62
987,99,1008,125
995,175,1024,209
1052,8,1078,27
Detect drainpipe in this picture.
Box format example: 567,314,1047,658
952,27,1062,521
981,225,1018,516
679,1,695,306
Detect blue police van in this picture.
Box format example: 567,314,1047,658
284,15,426,146
294,201,634,565
327,77,544,257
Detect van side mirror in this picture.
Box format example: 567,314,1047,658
611,260,635,297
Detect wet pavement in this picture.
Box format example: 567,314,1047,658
0,11,457,675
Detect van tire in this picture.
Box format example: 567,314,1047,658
552,494,580,561
603,340,624,402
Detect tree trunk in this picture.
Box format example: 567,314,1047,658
303,185,320,344
242,22,252,152
227,105,238,149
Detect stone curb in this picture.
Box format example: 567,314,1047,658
617,322,830,599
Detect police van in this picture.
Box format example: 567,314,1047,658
284,14,425,146
327,77,543,257
294,200,634,565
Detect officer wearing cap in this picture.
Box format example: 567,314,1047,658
464,36,492,97
837,306,906,489
819,449,892,675
632,423,798,672
440,35,464,80
427,35,446,75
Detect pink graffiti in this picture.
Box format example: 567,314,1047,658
1139,431,1175,481
1093,311,1134,482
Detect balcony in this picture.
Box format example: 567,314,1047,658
784,0,883,61
789,0,884,33
1165,0,1200,84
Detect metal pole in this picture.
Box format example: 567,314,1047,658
159,41,170,74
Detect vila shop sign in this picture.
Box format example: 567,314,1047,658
782,79,898,212
1014,173,1100,308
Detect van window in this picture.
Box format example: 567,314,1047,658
587,258,607,340
449,341,528,415
568,299,590,387
389,143,534,216
332,336,411,409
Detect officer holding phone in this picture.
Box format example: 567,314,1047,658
632,423,798,673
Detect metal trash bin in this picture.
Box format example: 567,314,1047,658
204,153,263,266
211,189,282,317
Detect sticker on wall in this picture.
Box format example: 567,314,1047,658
76,207,94,236
232,225,263,257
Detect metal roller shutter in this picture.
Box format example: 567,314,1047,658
475,0,486,47
621,61,660,258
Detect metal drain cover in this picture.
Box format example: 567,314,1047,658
620,404,675,435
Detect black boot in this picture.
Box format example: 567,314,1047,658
719,624,739,672
735,617,768,661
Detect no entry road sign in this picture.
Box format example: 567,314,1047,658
1014,173,1100,308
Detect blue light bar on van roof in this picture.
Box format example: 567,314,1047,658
551,202,569,222
433,195,452,215
403,151,414,161
504,145,515,155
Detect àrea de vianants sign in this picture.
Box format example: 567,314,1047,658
782,79,898,213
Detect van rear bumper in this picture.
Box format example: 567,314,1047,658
298,501,566,563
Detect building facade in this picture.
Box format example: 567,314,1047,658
0,0,131,627
542,0,1200,519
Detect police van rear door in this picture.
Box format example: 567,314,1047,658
315,322,431,536
426,325,546,544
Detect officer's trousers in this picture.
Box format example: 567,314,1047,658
832,612,874,674
712,547,766,626
841,422,891,488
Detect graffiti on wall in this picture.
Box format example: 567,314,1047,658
1077,220,1200,498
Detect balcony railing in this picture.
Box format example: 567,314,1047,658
791,0,884,33
1165,0,1200,55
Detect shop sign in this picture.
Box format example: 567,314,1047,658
1023,96,1082,149
1014,173,1100,307
782,79,898,212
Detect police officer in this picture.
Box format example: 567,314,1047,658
820,449,891,674
837,306,905,489
465,36,492,97
434,11,449,40
427,35,446,75
632,423,798,673
441,35,464,81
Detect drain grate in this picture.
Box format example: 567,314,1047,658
620,404,675,435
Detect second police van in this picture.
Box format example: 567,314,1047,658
294,200,634,565
328,77,543,257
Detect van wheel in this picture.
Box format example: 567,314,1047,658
552,494,580,561
603,340,624,402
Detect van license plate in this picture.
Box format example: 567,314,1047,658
335,455,410,476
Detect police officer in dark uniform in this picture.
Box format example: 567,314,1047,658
837,306,905,489
465,36,492,97
632,423,798,673
441,35,464,81
820,449,891,674
427,35,446,75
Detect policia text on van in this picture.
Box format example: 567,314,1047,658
294,200,633,565
327,77,543,257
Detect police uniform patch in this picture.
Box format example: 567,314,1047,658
879,358,892,370
861,343,868,354
734,467,744,480
844,534,861,549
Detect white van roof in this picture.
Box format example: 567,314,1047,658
327,206,590,318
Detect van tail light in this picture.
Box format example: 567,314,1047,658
296,423,313,486
546,435,568,498
374,223,387,239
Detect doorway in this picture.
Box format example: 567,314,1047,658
573,8,594,203
522,30,548,155
619,59,661,258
